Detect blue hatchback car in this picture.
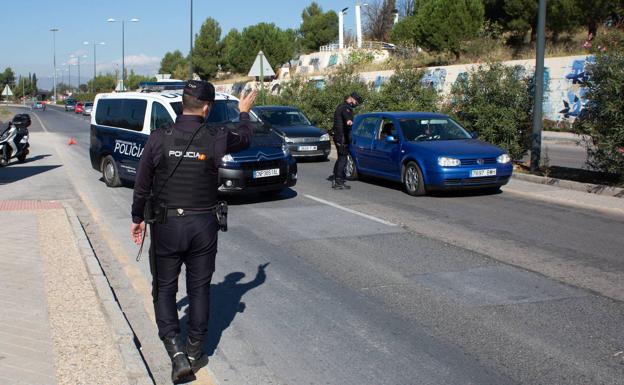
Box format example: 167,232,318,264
345,112,513,195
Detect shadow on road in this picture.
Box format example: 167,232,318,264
177,263,269,368
0,164,61,184
225,188,297,205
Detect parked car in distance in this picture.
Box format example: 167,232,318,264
346,112,513,195
65,98,77,111
74,102,84,114
32,101,44,110
253,105,331,160
82,102,93,116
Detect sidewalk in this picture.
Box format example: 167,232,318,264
0,200,151,385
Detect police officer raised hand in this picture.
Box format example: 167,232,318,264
130,81,256,383
332,92,363,190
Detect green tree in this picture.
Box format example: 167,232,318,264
0,67,15,88
31,73,38,95
364,0,397,41
450,63,532,160
192,17,222,80
223,23,296,74
126,70,156,91
392,0,484,59
574,0,623,38
159,50,188,75
86,74,116,93
573,28,624,178
299,2,339,52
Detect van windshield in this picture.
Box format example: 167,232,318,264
170,100,258,124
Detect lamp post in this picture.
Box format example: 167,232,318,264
530,0,547,172
50,28,59,103
84,41,105,93
189,0,193,79
355,2,368,49
107,17,139,91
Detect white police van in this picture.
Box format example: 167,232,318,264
89,89,297,193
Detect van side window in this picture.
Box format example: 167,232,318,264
151,102,173,131
206,100,228,123
95,99,147,131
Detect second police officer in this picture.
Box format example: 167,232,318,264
130,81,257,383
332,92,363,190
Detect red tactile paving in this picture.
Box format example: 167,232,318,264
0,200,63,211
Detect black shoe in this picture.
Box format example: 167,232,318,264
163,334,193,383
332,179,351,190
186,337,208,373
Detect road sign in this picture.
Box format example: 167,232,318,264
2,84,13,97
248,51,275,77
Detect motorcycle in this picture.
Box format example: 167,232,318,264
0,113,31,167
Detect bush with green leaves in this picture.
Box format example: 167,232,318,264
573,29,624,178
449,63,532,160
366,66,440,112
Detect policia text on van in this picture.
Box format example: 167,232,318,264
89,90,297,194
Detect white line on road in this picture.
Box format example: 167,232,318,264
304,194,398,226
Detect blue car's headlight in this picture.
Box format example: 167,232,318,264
320,133,330,141
438,157,461,167
497,154,511,164
221,154,234,162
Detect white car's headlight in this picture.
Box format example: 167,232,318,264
497,154,511,164
320,133,330,141
282,143,290,156
221,154,234,162
438,157,461,167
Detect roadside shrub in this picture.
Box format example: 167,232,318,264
573,28,624,178
449,63,532,160
366,66,440,112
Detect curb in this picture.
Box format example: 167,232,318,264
63,203,154,385
511,172,624,198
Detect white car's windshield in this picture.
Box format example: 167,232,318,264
400,118,471,141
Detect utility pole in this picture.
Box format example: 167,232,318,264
530,0,547,172
50,28,59,103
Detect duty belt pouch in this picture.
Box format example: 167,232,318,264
216,201,228,232
144,197,168,224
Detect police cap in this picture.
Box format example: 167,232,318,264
350,92,364,104
184,80,215,102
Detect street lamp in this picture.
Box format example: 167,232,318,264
189,0,194,79
84,41,105,93
107,17,139,91
50,28,59,103
339,7,348,50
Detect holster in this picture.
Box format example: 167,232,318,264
215,201,228,232
144,197,168,224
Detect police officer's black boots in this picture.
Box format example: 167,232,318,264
163,334,193,383
332,178,351,190
186,337,208,373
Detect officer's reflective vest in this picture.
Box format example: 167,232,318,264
153,125,218,209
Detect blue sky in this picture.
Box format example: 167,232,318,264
1,0,360,83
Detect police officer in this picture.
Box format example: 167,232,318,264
332,92,363,189
130,81,257,383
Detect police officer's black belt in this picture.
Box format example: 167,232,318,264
166,206,217,217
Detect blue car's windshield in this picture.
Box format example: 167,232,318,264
400,118,471,141
256,109,311,126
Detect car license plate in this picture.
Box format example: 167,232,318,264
298,145,317,151
470,169,497,177
253,168,280,178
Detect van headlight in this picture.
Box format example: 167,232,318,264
320,133,330,141
497,154,511,164
438,157,461,167
222,154,234,162
282,143,290,156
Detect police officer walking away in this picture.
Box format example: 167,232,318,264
130,81,257,383
332,92,363,189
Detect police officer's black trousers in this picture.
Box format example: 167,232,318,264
333,145,348,181
151,214,218,342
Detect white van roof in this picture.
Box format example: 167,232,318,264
95,91,239,103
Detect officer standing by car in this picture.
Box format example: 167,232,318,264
332,92,363,189
130,80,257,383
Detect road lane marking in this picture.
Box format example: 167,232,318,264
304,194,398,226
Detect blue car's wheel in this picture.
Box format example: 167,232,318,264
403,161,426,196
345,153,358,180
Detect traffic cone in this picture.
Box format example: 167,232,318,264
68,138,77,145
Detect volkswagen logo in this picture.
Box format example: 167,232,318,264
477,159,485,165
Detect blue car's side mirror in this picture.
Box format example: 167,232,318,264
385,135,398,143
470,131,479,139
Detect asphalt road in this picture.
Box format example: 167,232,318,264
5,106,624,385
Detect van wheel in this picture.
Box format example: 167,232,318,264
101,155,122,187
345,154,358,181
403,161,426,196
